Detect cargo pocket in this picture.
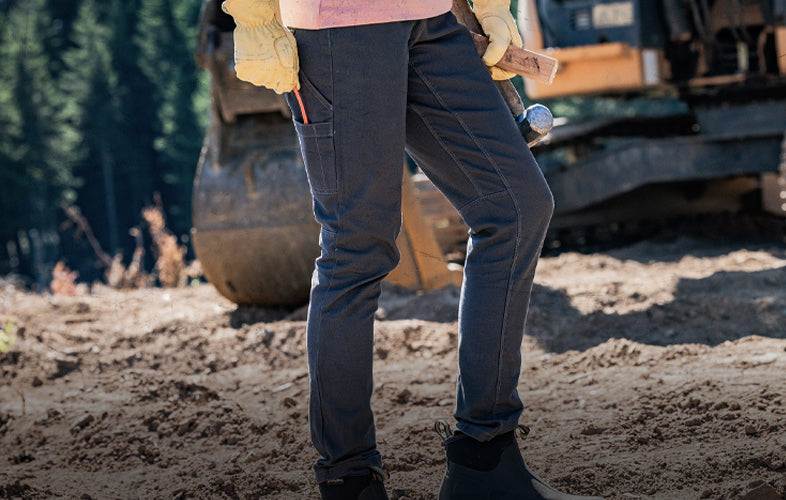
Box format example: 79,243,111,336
294,120,337,195
288,69,337,195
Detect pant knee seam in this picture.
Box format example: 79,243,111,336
408,64,484,198
409,63,525,418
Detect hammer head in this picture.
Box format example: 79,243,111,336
517,103,553,147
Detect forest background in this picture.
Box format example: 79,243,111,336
0,0,208,289
0,0,639,290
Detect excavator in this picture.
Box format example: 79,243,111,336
518,0,786,238
192,0,786,306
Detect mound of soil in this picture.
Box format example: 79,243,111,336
1,237,786,499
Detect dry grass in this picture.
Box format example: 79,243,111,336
55,199,200,291
142,205,187,288
50,261,86,296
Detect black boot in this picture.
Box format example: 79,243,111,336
436,422,604,500
318,466,390,500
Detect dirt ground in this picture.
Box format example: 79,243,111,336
2,235,786,499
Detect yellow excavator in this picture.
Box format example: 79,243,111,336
192,0,786,306
518,0,786,233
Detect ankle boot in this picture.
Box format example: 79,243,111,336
318,466,390,500
435,422,604,500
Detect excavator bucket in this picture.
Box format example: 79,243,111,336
192,0,462,307
191,112,320,306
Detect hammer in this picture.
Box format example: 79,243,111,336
450,0,557,147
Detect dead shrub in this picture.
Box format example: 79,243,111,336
50,262,86,296
142,205,186,287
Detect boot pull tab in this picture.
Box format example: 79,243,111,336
434,420,453,441
368,465,390,482
516,424,530,440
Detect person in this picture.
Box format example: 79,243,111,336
221,0,604,498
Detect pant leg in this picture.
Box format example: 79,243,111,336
404,13,555,441
284,23,413,483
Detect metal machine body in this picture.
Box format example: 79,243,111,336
519,0,786,227
192,0,786,306
192,0,461,306
192,0,319,306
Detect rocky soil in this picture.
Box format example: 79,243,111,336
2,236,786,499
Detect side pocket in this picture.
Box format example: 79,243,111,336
294,120,337,195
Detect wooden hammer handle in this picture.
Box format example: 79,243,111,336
470,32,558,85
450,0,558,117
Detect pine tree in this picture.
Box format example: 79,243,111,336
0,0,78,283
105,0,159,248
60,0,124,254
137,0,206,239
44,0,82,77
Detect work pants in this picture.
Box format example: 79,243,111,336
284,11,554,483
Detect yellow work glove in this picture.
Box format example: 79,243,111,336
472,0,523,80
221,0,299,93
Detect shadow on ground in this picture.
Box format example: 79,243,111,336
528,265,786,353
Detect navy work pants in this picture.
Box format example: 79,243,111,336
284,11,554,483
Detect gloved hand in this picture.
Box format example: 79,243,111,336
472,0,523,80
221,0,299,93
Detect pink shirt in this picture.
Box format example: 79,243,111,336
280,0,452,29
